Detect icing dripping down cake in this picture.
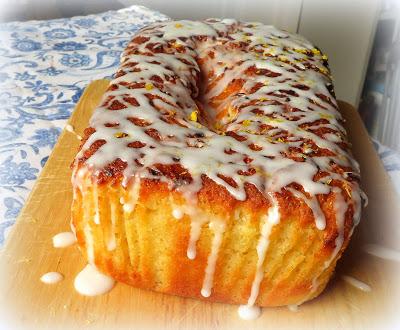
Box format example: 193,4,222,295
71,19,365,307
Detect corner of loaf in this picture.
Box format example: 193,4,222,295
71,18,365,309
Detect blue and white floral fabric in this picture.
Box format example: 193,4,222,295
0,5,169,245
0,7,399,247
372,138,400,196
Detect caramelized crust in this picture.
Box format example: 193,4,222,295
71,19,363,307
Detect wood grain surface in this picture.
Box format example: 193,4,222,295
1,79,399,330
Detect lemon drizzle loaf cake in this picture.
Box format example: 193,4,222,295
71,19,365,308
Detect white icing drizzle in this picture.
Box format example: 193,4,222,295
324,188,347,268
360,190,368,207
187,218,204,260
41,272,64,284
245,198,280,309
71,19,365,306
286,187,326,230
238,305,262,320
71,166,87,194
172,208,183,219
301,188,348,302
84,223,95,265
122,203,133,213
52,231,76,248
108,197,117,251
287,304,299,312
70,221,76,236
65,124,74,132
351,186,363,227
65,124,83,140
362,244,400,262
341,275,371,292
180,200,210,260
93,185,100,224
122,176,141,213
74,19,362,232
201,220,226,297
74,264,115,296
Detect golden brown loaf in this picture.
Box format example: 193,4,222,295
71,19,365,308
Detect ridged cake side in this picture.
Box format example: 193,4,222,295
72,171,354,306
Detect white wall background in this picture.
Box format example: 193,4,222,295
299,0,381,108
0,0,381,106
120,0,302,32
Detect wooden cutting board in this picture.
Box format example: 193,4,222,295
1,79,399,330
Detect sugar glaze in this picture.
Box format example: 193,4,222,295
74,264,115,296
71,19,365,315
52,231,76,248
40,272,64,284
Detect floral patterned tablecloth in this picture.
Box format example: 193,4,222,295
0,5,168,245
0,6,399,246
